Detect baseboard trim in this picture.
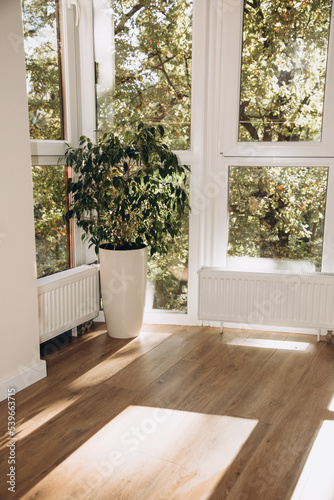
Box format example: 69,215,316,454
0,359,47,402
206,320,319,336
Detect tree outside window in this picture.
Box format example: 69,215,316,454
95,0,193,151
32,165,70,278
22,0,64,140
239,0,332,142
228,166,328,272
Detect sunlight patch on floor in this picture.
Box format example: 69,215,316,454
291,421,334,500
227,337,311,351
5,330,174,442
68,329,172,391
0,398,78,448
23,406,258,499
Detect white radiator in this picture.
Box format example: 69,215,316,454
198,267,334,331
37,265,99,343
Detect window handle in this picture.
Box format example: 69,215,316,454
68,0,80,26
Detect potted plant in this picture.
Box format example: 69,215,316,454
64,123,190,338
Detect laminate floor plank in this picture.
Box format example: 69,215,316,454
1,383,139,498
21,406,180,500
139,359,216,409
208,421,271,500
153,413,258,500
296,341,334,391
20,407,259,500
13,324,127,404
108,327,210,392
15,324,181,407
0,328,174,433
224,346,316,424
224,384,333,500
246,330,288,341
182,334,241,367
176,344,275,416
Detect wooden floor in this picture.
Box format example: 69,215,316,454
0,324,334,500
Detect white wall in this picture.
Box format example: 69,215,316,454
0,0,46,402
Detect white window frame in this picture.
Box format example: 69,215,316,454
30,0,96,162
220,0,334,158
144,0,206,325
216,156,334,273
29,0,97,269
215,0,334,275
30,1,76,162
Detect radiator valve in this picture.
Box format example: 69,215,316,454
80,320,93,335
325,330,333,345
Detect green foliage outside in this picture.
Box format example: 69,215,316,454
96,0,193,151
32,166,68,277
240,0,332,141
228,166,328,271
22,0,62,140
147,206,189,311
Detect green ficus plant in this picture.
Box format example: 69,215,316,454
64,123,190,255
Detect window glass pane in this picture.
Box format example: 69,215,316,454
94,0,193,150
32,165,70,278
22,0,64,140
147,210,188,312
228,166,328,272
239,0,332,142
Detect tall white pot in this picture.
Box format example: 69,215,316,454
99,245,147,339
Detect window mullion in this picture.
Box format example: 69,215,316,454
322,163,334,273
61,0,79,146
75,0,97,141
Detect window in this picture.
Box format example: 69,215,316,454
23,0,65,140
93,0,193,312
23,0,87,274
221,0,334,157
32,165,73,277
218,0,334,275
23,0,85,159
94,0,193,150
21,0,201,321
228,166,328,272
239,0,332,143
147,209,189,312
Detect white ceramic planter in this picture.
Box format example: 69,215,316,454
99,245,147,339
